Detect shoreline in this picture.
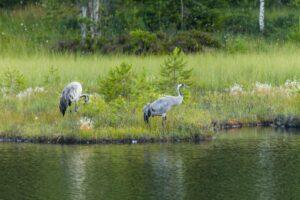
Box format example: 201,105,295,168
1,119,297,145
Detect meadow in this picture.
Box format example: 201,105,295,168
0,43,300,143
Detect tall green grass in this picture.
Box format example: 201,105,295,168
1,44,299,90
0,45,300,141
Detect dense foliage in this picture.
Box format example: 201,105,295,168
0,0,299,54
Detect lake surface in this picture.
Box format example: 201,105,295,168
1,128,300,200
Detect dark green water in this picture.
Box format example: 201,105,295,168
1,128,300,200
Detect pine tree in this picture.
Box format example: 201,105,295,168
99,62,135,102
159,47,192,93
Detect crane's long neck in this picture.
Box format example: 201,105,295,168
177,85,183,97
80,94,89,103
174,85,184,105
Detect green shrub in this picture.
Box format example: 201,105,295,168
159,47,193,92
0,69,26,95
54,30,221,54
99,62,136,102
225,36,249,53
190,30,221,48
168,32,202,53
129,29,160,54
288,29,300,42
168,30,221,53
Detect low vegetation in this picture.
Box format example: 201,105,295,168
0,45,300,143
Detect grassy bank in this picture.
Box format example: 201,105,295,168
0,45,300,143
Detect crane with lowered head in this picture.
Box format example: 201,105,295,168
59,82,89,116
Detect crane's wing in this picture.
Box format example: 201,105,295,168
62,82,82,102
59,82,82,116
150,97,173,114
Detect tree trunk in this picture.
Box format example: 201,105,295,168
80,6,87,45
89,0,100,39
259,0,265,33
180,0,184,30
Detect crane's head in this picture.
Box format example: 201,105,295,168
84,95,90,104
177,83,187,89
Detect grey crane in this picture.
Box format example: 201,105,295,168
59,82,89,116
143,84,187,127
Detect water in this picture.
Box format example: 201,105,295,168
1,128,300,200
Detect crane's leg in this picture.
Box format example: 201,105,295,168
74,102,78,112
162,113,167,128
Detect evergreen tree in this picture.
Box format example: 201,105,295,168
99,62,136,102
159,47,193,93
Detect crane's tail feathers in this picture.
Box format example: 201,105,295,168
143,103,151,123
59,97,68,116
144,112,149,123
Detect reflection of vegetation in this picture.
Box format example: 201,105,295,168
2,131,300,199
0,46,300,142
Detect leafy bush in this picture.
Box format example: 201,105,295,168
168,32,202,53
0,69,26,95
288,29,300,42
57,30,221,54
225,36,249,53
99,62,136,102
168,30,221,53
128,30,160,54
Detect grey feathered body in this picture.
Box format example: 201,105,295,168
143,84,185,123
148,95,183,116
59,82,83,116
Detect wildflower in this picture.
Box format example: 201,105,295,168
78,117,94,131
277,79,300,97
35,116,38,120
254,82,271,94
34,87,45,93
17,87,33,99
284,79,300,90
229,83,243,95
16,87,45,99
132,140,138,144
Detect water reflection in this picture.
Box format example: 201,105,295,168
65,148,91,200
1,128,300,200
257,137,275,200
